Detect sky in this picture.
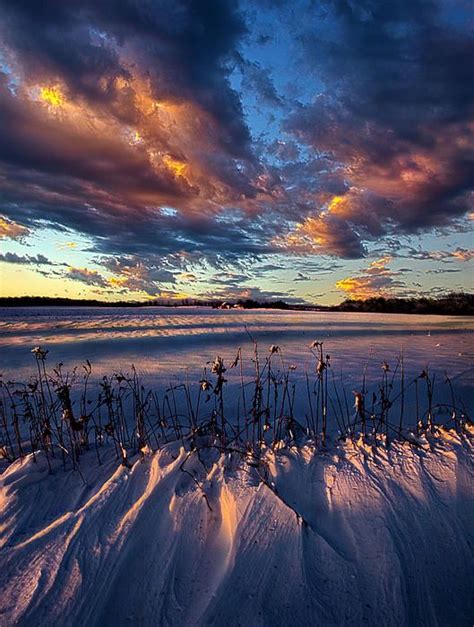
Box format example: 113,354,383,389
0,0,473,305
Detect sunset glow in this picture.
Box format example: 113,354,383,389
163,155,188,178
39,86,64,108
0,6,472,626
0,0,472,304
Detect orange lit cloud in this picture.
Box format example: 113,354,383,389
39,86,64,109
0,216,29,240
67,267,107,287
276,193,366,258
0,0,472,303
101,256,176,296
336,257,403,300
0,69,262,231
452,249,474,262
287,92,474,251
162,155,188,179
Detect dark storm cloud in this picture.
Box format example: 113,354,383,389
284,0,474,251
0,78,181,200
0,0,273,267
0,0,251,155
0,0,472,276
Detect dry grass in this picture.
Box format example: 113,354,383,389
1,342,471,482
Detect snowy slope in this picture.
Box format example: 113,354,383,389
1,427,473,626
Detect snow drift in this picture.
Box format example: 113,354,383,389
1,427,473,626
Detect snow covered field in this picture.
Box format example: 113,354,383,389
1,427,473,626
1,308,473,626
1,307,473,404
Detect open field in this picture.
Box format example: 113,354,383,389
1,307,473,626
1,307,472,391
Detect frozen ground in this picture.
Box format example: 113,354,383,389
1,307,473,413
0,427,473,626
1,308,473,626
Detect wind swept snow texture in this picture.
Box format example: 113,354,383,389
1,309,472,390
1,308,473,419
1,428,473,626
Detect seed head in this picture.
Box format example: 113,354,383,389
316,359,326,375
211,356,226,376
31,346,48,360
200,379,212,391
353,391,364,414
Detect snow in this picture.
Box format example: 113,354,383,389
1,308,472,388
1,427,473,626
1,307,473,624
1,307,473,428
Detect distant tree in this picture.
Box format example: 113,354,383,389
336,292,473,315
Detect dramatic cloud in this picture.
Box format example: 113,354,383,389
0,0,471,300
276,196,367,258
336,258,405,299
0,0,270,265
284,0,474,255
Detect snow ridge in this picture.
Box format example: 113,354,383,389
1,427,473,626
